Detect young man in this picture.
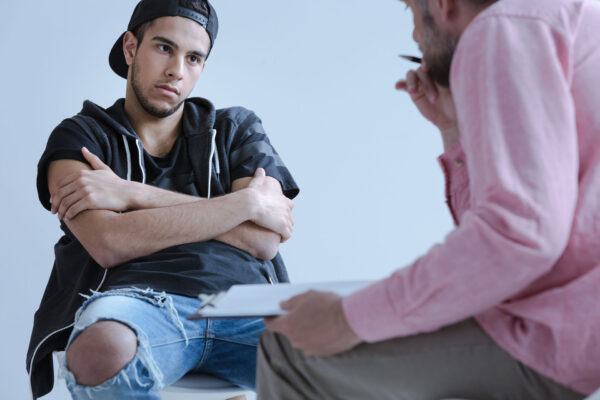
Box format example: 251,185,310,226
26,0,299,398
257,0,600,398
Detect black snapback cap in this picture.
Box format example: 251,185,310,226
109,0,218,79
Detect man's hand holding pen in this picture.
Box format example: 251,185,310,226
397,55,459,150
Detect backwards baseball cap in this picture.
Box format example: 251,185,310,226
109,0,219,79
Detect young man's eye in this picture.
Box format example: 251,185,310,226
158,44,170,53
188,55,200,64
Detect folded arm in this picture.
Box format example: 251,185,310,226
48,155,294,268
214,176,284,261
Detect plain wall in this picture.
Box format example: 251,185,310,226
0,1,453,398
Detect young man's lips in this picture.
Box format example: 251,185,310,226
156,85,180,96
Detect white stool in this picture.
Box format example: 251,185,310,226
161,373,253,400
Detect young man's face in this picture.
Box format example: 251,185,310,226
126,16,211,118
404,0,458,87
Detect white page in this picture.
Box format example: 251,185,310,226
189,280,373,319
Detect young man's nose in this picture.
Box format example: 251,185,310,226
165,57,185,80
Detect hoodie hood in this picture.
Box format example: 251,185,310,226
81,97,218,190
79,96,217,140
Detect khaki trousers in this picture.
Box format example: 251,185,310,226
256,319,584,400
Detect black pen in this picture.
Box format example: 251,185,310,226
399,54,422,64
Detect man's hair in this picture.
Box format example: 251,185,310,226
131,0,211,46
414,0,497,12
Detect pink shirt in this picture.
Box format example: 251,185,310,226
343,0,600,395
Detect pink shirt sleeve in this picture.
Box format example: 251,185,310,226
343,14,579,342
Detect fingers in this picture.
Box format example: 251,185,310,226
278,210,295,243
248,168,266,189
278,220,293,242
55,170,84,192
56,187,93,220
415,64,438,103
282,205,295,241
248,177,295,239
63,198,93,220
397,64,439,104
51,174,94,219
279,292,306,311
51,170,90,214
395,80,407,91
52,157,99,214
405,70,419,94
263,293,305,333
82,147,109,171
262,195,294,240
51,180,79,215
55,191,74,219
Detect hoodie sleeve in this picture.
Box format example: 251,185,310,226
226,108,299,200
37,117,106,211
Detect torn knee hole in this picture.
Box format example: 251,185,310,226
66,320,138,386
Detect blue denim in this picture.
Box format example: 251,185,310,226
58,288,264,399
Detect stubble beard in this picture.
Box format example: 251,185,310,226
131,56,185,119
421,12,458,88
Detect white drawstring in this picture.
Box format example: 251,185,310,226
135,139,146,184
122,135,132,182
207,129,217,199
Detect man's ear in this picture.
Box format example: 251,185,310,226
123,31,138,67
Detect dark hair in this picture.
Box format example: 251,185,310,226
132,0,211,46
414,0,497,12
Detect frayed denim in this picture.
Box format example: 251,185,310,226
58,288,264,399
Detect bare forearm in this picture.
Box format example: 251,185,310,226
50,160,293,267
128,182,282,259
216,222,281,260
69,191,252,268
127,181,200,209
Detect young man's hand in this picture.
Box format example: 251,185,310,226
245,168,295,242
50,147,136,220
264,290,362,356
396,62,459,150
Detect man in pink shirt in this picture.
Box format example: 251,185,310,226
256,0,600,398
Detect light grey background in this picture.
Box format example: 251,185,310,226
0,1,453,398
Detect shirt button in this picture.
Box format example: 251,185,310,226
454,159,464,167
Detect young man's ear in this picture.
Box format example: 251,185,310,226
122,31,139,67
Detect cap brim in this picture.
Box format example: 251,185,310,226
109,32,129,79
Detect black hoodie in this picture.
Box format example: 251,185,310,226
27,97,299,399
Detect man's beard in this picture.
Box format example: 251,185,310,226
131,57,185,118
421,12,458,88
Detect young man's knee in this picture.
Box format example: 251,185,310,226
66,320,138,386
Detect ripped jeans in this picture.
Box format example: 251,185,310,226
58,288,264,399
